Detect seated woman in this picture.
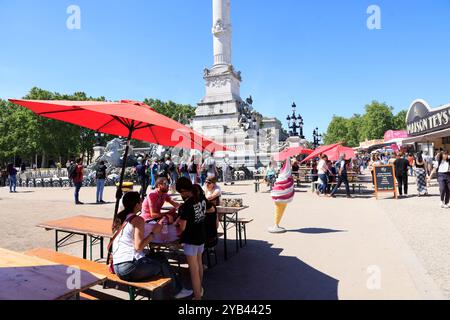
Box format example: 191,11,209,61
203,177,222,206
111,191,192,299
142,177,180,224
203,177,221,230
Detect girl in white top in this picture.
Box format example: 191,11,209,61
428,151,450,208
112,191,192,299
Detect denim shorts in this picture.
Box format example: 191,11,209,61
183,244,205,257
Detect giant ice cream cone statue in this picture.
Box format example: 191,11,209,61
268,158,295,233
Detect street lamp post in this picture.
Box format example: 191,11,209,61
286,102,304,139
313,127,322,149
94,132,105,147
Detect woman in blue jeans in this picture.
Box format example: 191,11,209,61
112,192,193,299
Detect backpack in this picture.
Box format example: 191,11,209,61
68,164,77,180
158,163,168,177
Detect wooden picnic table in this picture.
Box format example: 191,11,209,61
37,215,112,261
37,215,182,261
0,248,105,300
217,206,249,261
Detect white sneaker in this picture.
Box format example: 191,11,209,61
175,288,193,300
441,202,449,209
268,226,287,234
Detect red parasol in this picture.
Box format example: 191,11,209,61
323,145,356,162
8,99,232,220
300,143,341,164
273,146,313,162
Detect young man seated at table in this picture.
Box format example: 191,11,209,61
142,177,180,224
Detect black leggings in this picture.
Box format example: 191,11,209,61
438,173,450,204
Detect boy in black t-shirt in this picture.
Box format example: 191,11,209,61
176,177,207,300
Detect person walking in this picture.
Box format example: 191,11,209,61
407,153,415,177
96,161,107,204
394,152,410,198
414,153,428,196
136,158,148,200
71,158,84,205
7,163,18,193
221,155,233,186
179,159,190,179
329,155,351,198
200,159,208,186
166,156,179,194
316,155,330,196
150,158,158,190
204,153,218,180
428,151,450,208
188,156,199,185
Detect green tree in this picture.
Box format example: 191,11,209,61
345,114,363,147
393,110,407,130
323,116,349,145
360,101,394,141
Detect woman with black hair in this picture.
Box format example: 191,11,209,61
428,151,450,208
111,191,192,299
414,152,428,196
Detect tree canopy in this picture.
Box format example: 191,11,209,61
323,101,407,147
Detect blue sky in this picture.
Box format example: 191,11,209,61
1,0,450,140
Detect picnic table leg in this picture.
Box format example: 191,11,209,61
235,213,239,253
223,215,228,261
89,236,93,261
55,230,59,252
83,235,87,260
100,237,104,259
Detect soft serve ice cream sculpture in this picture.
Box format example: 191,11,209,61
269,158,295,233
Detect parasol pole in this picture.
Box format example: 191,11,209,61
113,121,135,223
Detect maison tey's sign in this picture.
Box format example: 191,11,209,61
406,100,450,137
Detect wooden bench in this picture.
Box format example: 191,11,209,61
24,248,172,300
312,181,368,194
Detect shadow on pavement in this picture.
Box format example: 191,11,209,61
287,228,347,234
203,239,339,300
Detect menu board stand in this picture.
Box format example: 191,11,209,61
373,165,398,199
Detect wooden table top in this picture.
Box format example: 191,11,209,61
0,248,105,300
37,215,113,238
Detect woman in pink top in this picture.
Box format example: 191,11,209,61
142,177,180,223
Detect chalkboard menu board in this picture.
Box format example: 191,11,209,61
373,165,397,198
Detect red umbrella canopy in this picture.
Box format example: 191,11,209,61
8,99,232,152
274,147,313,162
323,145,356,162
300,143,341,164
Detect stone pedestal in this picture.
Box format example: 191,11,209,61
287,136,308,148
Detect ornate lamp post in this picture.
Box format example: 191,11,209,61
286,102,304,139
312,127,322,149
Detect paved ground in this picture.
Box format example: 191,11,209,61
0,176,448,300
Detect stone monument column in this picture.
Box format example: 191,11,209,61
212,0,232,67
